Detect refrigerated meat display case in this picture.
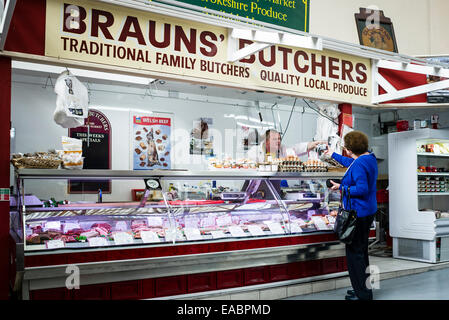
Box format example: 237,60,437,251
10,169,374,300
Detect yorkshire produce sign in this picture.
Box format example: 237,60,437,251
45,0,372,105
150,0,310,32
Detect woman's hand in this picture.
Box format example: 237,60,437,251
323,148,334,157
329,180,340,191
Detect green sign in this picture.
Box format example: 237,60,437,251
151,0,310,32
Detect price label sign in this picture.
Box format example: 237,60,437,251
140,231,161,243
311,216,331,231
216,215,232,227
147,217,163,227
290,223,303,233
113,232,134,245
210,230,227,239
228,226,247,237
88,237,109,247
247,225,265,236
184,217,200,228
45,221,61,231
184,228,203,241
45,240,65,249
63,222,81,234
264,221,285,235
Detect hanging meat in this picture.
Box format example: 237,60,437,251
146,128,161,167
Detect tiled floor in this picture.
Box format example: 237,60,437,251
285,267,449,300
285,256,449,300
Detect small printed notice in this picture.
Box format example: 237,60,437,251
45,221,61,231
228,226,247,237
247,225,265,236
312,216,331,231
184,228,203,241
290,223,303,233
46,239,65,249
165,228,184,242
140,231,161,243
200,216,216,228
210,230,227,239
184,217,200,229
216,215,233,227
63,222,81,234
147,217,163,227
113,232,134,245
264,221,285,235
88,237,109,247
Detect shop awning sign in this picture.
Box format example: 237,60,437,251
150,0,310,32
45,0,372,105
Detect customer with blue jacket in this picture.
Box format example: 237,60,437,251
325,131,378,300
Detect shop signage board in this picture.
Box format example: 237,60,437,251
131,113,172,170
68,109,111,193
150,0,310,32
45,0,371,105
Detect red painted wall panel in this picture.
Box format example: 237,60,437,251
244,266,268,286
154,275,187,297
141,278,155,299
0,57,11,300
72,283,110,300
268,264,289,282
110,280,142,300
217,269,243,289
4,0,46,56
187,272,217,293
30,287,71,300
378,67,427,104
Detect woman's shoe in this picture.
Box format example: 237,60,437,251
345,294,360,300
347,289,355,296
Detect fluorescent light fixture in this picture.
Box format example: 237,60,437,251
12,60,155,85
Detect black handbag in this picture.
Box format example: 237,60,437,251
334,187,358,244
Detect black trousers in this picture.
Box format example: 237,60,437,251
345,214,375,300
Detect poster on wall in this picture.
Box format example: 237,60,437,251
132,114,172,170
426,56,449,103
239,125,260,152
68,109,111,193
190,118,214,155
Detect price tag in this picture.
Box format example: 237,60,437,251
264,221,285,235
45,240,65,249
296,219,307,228
184,217,200,228
140,231,161,243
115,221,128,231
311,216,331,231
45,221,61,231
165,228,183,242
290,223,303,233
228,226,247,237
63,222,80,234
184,228,203,241
216,215,232,227
247,225,265,236
210,230,227,239
200,216,216,228
113,232,134,245
147,217,163,227
88,237,109,247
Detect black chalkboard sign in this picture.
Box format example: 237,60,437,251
68,109,111,194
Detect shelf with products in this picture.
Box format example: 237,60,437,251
390,129,449,263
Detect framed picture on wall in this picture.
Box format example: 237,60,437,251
355,8,398,53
